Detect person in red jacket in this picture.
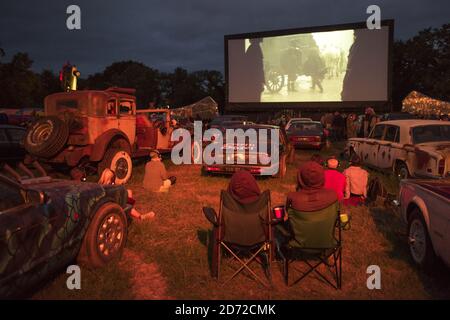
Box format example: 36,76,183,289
324,157,346,201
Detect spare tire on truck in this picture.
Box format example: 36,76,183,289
24,116,69,158
98,148,133,185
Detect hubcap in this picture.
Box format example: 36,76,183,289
115,157,129,179
409,219,426,263
97,213,124,258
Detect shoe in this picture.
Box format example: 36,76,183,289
140,211,155,220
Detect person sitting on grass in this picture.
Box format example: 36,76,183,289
324,157,346,201
98,168,155,221
227,170,261,204
343,154,368,206
143,150,176,193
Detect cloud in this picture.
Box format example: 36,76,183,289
1,0,448,75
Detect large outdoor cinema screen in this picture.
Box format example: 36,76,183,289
226,21,393,105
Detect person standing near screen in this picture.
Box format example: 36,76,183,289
304,49,326,93
244,38,265,102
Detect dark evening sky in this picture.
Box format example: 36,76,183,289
1,0,448,75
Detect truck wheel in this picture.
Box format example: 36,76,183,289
99,148,132,185
77,202,128,268
275,155,287,178
24,116,69,158
408,209,436,271
396,162,410,180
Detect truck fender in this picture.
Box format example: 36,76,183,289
409,196,431,231
89,129,131,162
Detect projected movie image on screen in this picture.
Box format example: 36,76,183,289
227,26,389,103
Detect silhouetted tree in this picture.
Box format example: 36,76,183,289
393,24,450,108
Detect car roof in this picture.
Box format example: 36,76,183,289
378,120,450,127
220,123,279,130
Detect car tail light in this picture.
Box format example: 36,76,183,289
250,168,261,174
206,166,220,172
438,159,445,175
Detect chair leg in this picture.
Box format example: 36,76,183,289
338,248,342,289
283,258,289,286
217,243,221,280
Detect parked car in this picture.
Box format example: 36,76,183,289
346,120,450,179
0,125,26,163
285,117,313,131
23,87,180,184
399,178,450,270
209,115,248,127
0,174,131,298
201,123,294,177
380,112,416,122
286,121,326,149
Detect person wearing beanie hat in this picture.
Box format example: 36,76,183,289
143,150,176,192
324,157,346,201
343,154,369,206
287,161,337,212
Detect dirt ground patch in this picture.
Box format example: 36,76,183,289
119,249,171,300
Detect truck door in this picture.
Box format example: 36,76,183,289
363,124,385,167
136,112,157,151
118,99,136,146
377,125,399,169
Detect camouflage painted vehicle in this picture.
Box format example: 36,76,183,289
23,87,178,184
0,174,131,298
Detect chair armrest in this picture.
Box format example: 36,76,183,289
275,223,293,238
269,217,284,225
202,207,219,226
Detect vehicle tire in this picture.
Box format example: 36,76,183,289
396,162,410,180
24,116,69,158
276,155,287,178
408,209,436,271
77,202,128,268
98,148,132,185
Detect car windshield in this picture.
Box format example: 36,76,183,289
288,122,322,131
412,125,450,144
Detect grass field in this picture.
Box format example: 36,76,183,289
34,144,450,300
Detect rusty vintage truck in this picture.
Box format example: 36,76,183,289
346,120,450,179
24,87,177,184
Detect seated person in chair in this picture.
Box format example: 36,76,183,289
288,160,338,213
227,170,261,204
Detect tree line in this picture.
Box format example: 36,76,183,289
0,23,448,110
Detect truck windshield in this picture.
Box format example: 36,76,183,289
412,125,450,144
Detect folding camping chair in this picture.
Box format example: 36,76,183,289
203,190,276,288
276,201,342,289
